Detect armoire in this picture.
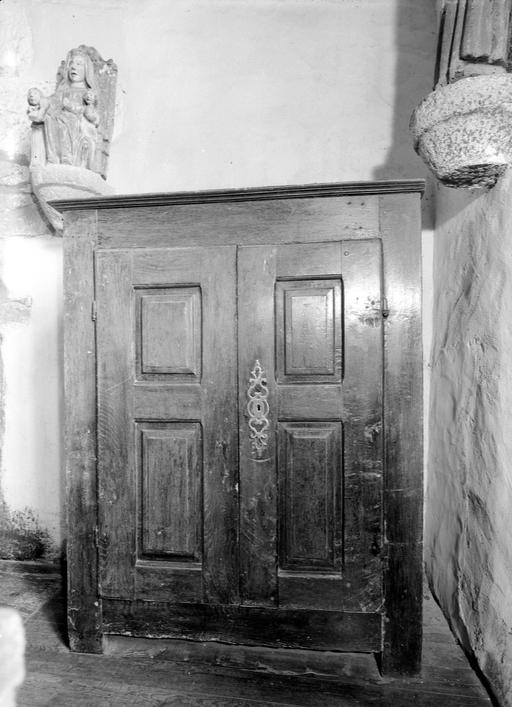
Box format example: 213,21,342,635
53,179,424,676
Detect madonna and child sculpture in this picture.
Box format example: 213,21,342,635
27,46,117,230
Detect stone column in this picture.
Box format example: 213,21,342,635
411,0,512,188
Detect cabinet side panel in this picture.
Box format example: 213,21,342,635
63,210,103,653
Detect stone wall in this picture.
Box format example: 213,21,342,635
429,172,512,707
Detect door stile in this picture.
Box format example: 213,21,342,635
96,249,137,599
200,247,239,605
238,246,279,606
341,239,384,612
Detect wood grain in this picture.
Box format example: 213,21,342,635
62,183,424,670
278,423,342,572
139,288,201,377
238,246,278,606
277,385,344,420
135,563,202,603
95,196,380,249
139,424,202,559
63,210,102,653
18,564,492,707
200,247,239,605
380,193,423,676
133,383,202,420
275,280,342,384
278,572,347,610
50,179,425,211
96,246,239,607
382,542,423,674
275,240,344,278
341,239,383,614
102,600,381,652
96,249,136,599
131,248,208,284
18,570,493,707
20,648,493,707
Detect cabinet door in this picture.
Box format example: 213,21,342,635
96,246,239,604
238,240,383,613
96,239,383,650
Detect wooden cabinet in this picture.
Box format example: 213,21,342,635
55,180,424,676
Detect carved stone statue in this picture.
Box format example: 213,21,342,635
435,0,512,88
27,45,117,179
27,46,117,231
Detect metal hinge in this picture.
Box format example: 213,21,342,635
381,297,390,318
91,300,97,321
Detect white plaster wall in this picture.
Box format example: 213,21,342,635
2,237,63,541
429,173,512,707
20,0,436,193
0,0,436,559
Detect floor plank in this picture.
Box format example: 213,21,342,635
0,561,61,621
0,561,494,707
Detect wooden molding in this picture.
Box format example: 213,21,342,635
50,180,425,211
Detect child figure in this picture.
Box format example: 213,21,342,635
26,88,49,166
83,89,100,128
26,88,49,123
78,89,101,170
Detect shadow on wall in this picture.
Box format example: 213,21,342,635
372,0,437,231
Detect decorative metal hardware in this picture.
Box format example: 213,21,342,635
247,360,270,457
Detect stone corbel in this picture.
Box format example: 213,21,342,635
411,0,512,189
31,164,114,232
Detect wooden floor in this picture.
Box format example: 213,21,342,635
0,561,496,707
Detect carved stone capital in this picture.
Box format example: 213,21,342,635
410,75,512,189
31,164,114,231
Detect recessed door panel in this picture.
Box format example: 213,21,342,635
138,288,201,379
139,422,202,560
276,281,342,383
278,422,342,571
